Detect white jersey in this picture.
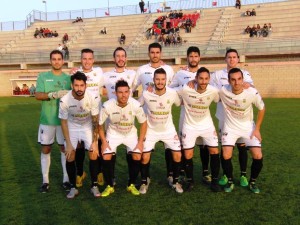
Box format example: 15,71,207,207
102,68,136,99
139,87,180,133
177,84,219,130
79,67,104,97
219,85,264,132
169,68,196,88
99,97,146,136
59,90,100,130
210,68,254,120
134,63,174,91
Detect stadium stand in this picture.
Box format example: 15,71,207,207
0,0,300,97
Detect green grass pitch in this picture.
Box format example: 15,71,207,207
0,97,299,225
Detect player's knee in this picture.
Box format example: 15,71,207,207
172,152,181,162
184,149,193,159
41,145,51,154
103,154,113,160
132,153,141,161
89,152,98,160
209,147,219,155
251,150,262,159
141,152,151,164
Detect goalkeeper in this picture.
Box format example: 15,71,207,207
35,50,71,193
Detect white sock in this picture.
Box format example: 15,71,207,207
41,153,51,184
61,152,69,183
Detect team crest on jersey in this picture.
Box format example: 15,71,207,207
167,99,170,104
182,133,186,139
174,134,179,140
111,86,115,89
129,111,132,115
122,114,129,121
93,72,97,76
243,99,246,103
207,97,210,100
156,102,165,109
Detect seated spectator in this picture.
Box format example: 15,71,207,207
268,23,272,32
40,27,45,38
53,31,58,37
43,28,50,37
185,18,192,33
63,45,69,60
72,17,83,23
119,33,126,45
178,10,183,18
29,84,36,96
34,28,40,38
22,84,29,95
245,9,251,16
14,85,21,95
165,35,171,46
244,25,251,34
100,27,107,34
62,33,69,43
57,44,63,53
145,27,153,40
250,25,257,38
250,9,256,16
176,34,182,45
235,0,241,9
175,26,180,33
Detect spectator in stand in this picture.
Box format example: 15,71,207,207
72,17,83,23
245,9,251,16
44,28,50,37
268,23,272,32
62,33,69,43
57,44,63,52
40,27,45,38
251,9,256,16
245,25,251,34
63,45,69,60
29,84,36,96
166,16,171,29
256,24,262,37
119,33,126,45
176,34,182,45
100,27,107,34
53,31,59,37
178,10,183,18
22,84,29,95
165,35,171,46
139,0,145,14
145,27,153,40
14,85,21,95
185,18,192,33
250,25,257,38
235,0,241,9
34,28,40,38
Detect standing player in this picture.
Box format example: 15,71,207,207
219,68,265,193
169,46,211,185
98,80,147,197
210,49,254,187
133,43,175,186
72,48,104,188
59,72,100,198
139,68,182,194
177,67,221,192
35,50,71,193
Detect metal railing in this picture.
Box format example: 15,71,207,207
0,0,286,31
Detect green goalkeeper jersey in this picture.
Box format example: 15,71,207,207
36,71,71,125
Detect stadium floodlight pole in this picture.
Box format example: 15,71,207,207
107,0,110,14
42,0,47,21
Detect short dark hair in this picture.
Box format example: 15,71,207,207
196,67,210,77
153,68,166,78
115,80,130,92
148,42,162,52
113,47,127,58
50,50,63,59
187,46,200,56
81,48,94,57
225,48,239,58
71,71,87,84
228,68,243,80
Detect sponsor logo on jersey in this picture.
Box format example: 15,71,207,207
112,112,120,115
167,99,170,104
184,76,191,79
222,132,228,136
150,99,157,102
111,86,115,89
243,99,246,103
69,105,77,108
157,102,165,109
109,76,116,78
145,72,152,75
46,79,54,82
189,95,196,98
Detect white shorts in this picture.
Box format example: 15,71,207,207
103,133,141,155
66,128,93,150
38,124,64,145
179,107,203,146
181,125,218,149
218,119,243,144
143,130,181,153
221,126,261,148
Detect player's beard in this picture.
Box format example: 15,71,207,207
188,61,199,68
116,61,125,68
198,83,208,91
155,83,166,91
74,90,85,97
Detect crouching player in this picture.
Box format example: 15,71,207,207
98,80,147,197
59,72,100,198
